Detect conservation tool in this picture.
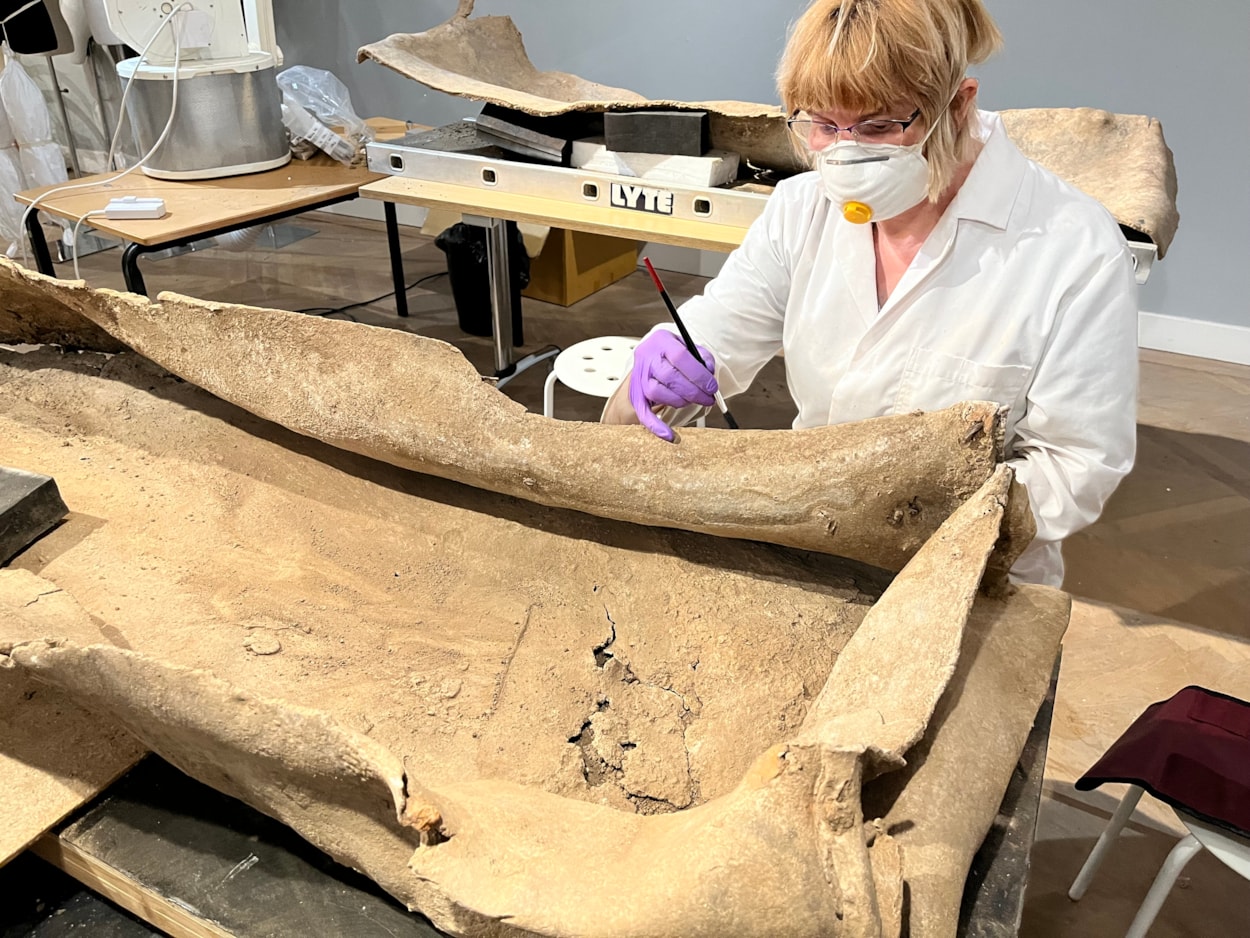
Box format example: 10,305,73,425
642,256,739,430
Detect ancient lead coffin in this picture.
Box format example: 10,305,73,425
0,261,1066,936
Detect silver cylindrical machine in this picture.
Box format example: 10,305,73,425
117,57,290,180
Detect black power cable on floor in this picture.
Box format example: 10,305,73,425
296,270,449,320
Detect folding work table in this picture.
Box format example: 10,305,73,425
358,174,755,385
15,121,412,309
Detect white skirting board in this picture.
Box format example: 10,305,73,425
1138,312,1250,367
321,202,1249,367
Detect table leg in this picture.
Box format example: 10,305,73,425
383,201,408,318
463,214,558,387
25,209,55,276
484,217,515,376
121,242,149,296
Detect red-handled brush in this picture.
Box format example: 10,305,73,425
642,257,739,430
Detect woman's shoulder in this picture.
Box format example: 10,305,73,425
772,170,822,206
975,110,1128,259
1014,150,1129,257
758,171,835,235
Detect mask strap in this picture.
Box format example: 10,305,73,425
918,83,966,149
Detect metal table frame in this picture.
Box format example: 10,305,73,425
24,195,411,318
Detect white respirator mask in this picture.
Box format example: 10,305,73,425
816,104,950,225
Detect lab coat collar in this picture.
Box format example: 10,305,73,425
944,110,1027,231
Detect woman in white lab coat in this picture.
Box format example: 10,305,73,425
602,0,1139,587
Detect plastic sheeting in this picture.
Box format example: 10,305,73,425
0,42,69,254
0,86,26,251
1,42,67,190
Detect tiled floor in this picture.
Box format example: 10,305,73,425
55,211,1250,936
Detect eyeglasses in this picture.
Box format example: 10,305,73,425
786,108,922,149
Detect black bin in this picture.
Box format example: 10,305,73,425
434,222,529,345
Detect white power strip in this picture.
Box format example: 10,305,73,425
104,196,168,220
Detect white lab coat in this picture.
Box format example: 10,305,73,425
653,111,1139,586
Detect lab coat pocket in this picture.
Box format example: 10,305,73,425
894,347,1031,415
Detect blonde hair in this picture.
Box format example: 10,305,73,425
777,0,1002,199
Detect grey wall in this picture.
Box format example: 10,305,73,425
274,0,1250,328
976,2,1249,327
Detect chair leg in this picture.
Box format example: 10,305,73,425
1124,833,1203,938
1070,785,1146,900
543,369,559,419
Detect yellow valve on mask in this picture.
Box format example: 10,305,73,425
842,201,873,225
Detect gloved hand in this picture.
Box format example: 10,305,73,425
628,330,719,442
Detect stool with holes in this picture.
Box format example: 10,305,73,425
543,335,705,426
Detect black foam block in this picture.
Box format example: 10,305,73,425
603,110,709,157
0,466,68,565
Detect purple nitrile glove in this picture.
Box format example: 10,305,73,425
628,330,719,442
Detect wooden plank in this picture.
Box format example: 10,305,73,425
33,834,233,938
38,758,443,938
0,682,143,868
0,850,163,936
360,175,750,252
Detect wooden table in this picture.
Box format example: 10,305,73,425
17,121,413,315
359,174,759,383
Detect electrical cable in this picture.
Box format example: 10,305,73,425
19,2,190,269
296,270,448,318
69,209,107,279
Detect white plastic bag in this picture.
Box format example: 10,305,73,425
0,43,68,189
277,66,371,164
280,92,355,165
0,89,27,252
277,66,370,140
0,152,25,252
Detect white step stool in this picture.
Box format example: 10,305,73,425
543,335,705,426
1068,786,1250,937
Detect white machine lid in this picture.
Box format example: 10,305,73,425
117,50,277,79
104,0,278,69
